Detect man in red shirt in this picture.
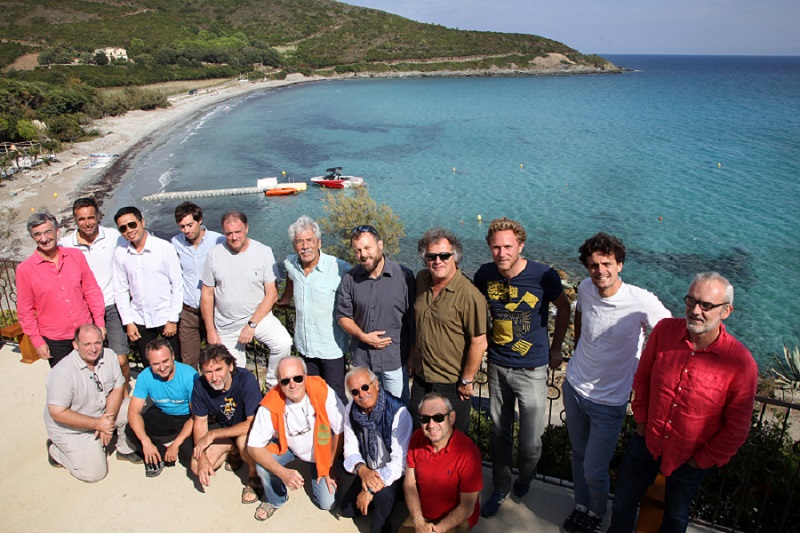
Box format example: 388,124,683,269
16,212,105,367
607,272,758,533
402,392,482,532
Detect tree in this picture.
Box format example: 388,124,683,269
318,187,405,262
93,51,108,66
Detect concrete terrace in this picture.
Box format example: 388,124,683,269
0,343,712,533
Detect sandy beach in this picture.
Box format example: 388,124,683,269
1,73,323,259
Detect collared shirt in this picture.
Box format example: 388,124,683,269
16,246,106,348
406,428,483,527
171,229,224,308
113,232,183,328
285,251,351,359
632,318,758,476
335,258,415,372
43,348,124,442
60,226,126,307
414,269,488,383
343,400,413,486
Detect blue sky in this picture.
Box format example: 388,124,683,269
343,0,800,56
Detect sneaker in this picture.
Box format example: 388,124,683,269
145,461,164,478
480,490,509,518
512,478,530,498
116,451,144,464
580,514,603,533
563,508,588,533
46,439,63,468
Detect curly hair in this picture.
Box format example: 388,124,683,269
578,232,626,267
417,227,463,264
485,217,526,245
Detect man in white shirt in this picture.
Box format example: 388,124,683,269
171,202,224,369
113,206,183,367
61,198,130,389
562,233,671,533
247,356,344,521
341,366,412,533
200,210,292,383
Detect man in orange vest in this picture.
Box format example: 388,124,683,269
247,356,345,521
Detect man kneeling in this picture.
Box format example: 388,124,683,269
191,344,263,503
126,338,196,477
247,356,345,521
341,366,412,533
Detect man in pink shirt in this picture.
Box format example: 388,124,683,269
607,272,758,533
16,212,105,367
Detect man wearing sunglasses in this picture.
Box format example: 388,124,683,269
474,217,570,518
336,224,415,402
191,344,263,501
44,324,140,482
410,227,487,435
402,392,482,532
248,356,345,521
113,206,183,367
17,211,106,367
278,215,351,403
560,233,671,533
607,272,758,533
340,366,412,533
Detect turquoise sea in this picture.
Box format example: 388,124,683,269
109,55,800,368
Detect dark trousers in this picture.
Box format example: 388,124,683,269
43,337,75,368
340,475,400,533
133,324,181,367
410,376,471,434
607,433,709,533
125,407,193,467
302,354,347,404
177,306,205,370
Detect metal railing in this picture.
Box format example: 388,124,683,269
0,258,20,329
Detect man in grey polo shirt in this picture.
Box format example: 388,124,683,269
336,225,415,402
171,201,224,369
45,324,140,482
61,197,130,390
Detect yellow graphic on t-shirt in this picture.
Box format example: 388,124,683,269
512,339,533,355
493,319,514,345
506,291,539,312
486,280,512,301
222,397,237,418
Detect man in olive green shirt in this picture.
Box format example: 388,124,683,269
409,227,488,434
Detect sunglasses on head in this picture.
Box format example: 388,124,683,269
424,252,454,262
419,412,450,425
118,221,138,233
350,380,375,398
279,375,304,386
351,225,381,239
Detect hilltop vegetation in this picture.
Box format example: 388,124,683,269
0,0,617,150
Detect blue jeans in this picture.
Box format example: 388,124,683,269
255,448,337,510
563,380,627,517
607,433,709,533
488,362,548,494
379,366,409,404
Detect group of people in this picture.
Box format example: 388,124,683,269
16,198,758,533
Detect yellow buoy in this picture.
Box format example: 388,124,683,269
452,167,456,174
520,164,524,169
477,214,482,222
54,192,58,198
717,162,722,168
282,170,286,176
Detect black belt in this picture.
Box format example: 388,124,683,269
182,304,199,313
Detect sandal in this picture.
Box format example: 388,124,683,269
242,476,261,504
254,501,278,521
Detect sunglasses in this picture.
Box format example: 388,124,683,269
684,295,729,312
118,221,139,233
424,252,454,262
279,375,305,386
90,372,104,393
350,379,376,398
419,412,450,425
351,225,381,239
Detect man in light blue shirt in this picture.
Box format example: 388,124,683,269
171,202,224,369
278,215,350,402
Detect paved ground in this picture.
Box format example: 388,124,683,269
0,342,712,533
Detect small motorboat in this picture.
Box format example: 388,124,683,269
310,167,365,189
264,187,299,197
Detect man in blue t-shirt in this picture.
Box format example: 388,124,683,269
191,343,263,503
126,338,197,477
473,217,570,518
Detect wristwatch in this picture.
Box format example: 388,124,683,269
247,320,258,329
460,377,473,386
